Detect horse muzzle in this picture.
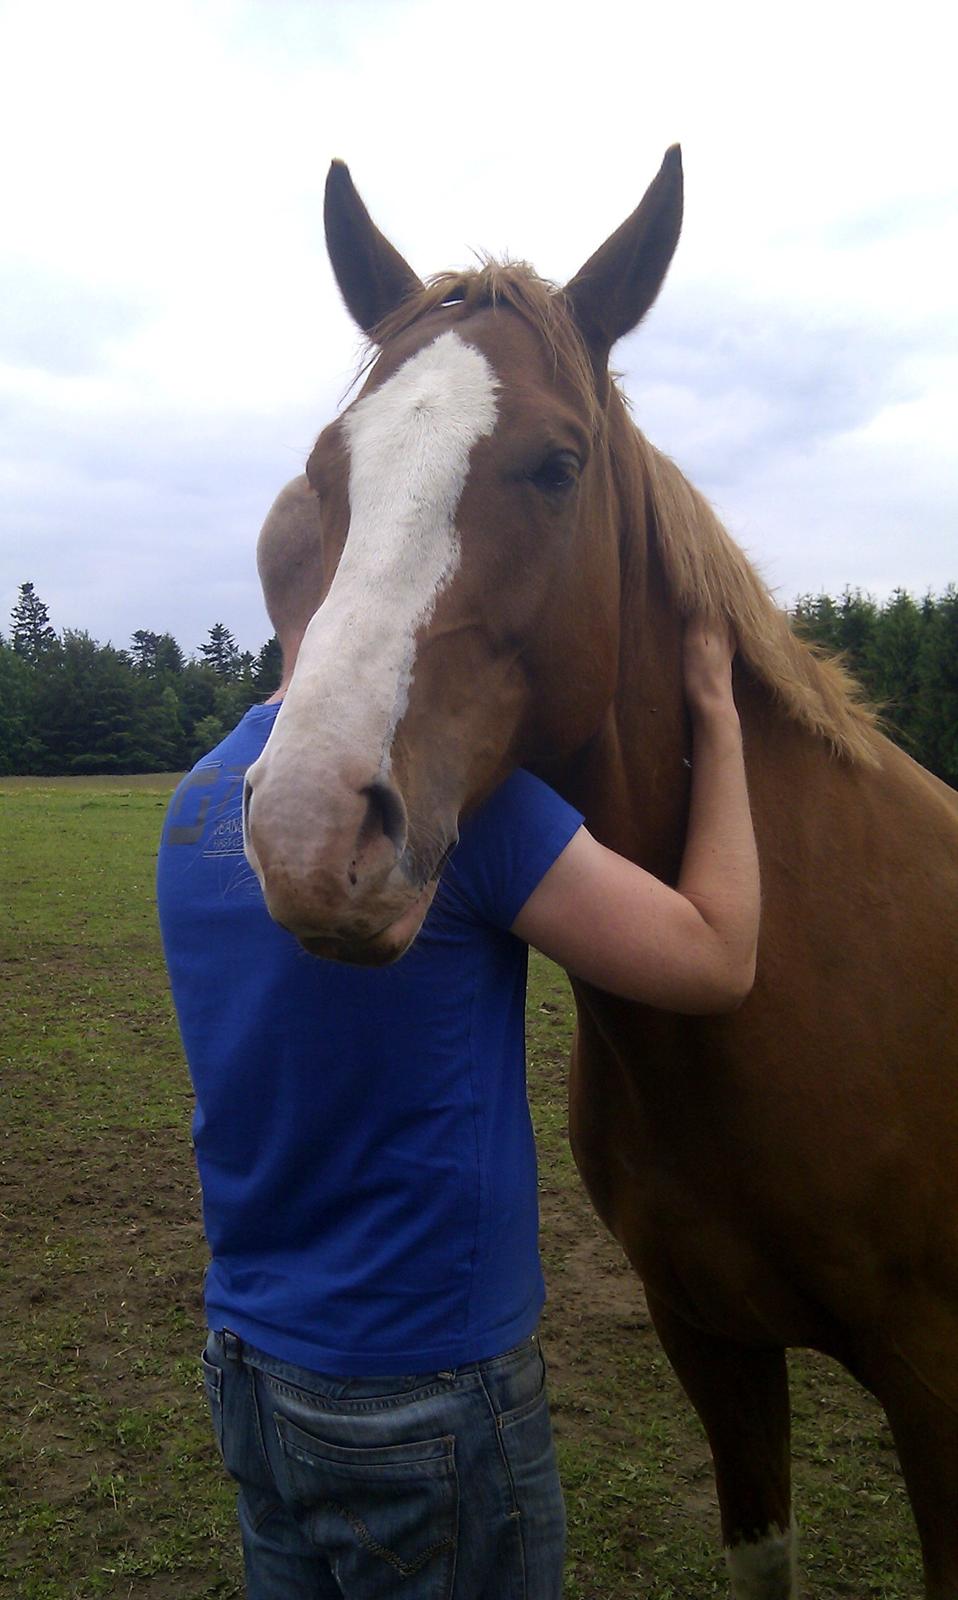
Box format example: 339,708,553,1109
243,765,452,965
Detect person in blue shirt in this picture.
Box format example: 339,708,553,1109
157,476,759,1600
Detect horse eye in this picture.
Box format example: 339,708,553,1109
529,451,580,494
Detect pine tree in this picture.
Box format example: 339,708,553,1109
10,582,58,665
176,661,220,753
865,590,925,752
31,631,136,774
792,593,843,653
155,633,185,675
917,586,958,787
835,589,878,679
0,639,36,773
130,629,160,673
128,681,183,771
199,622,240,678
253,635,283,694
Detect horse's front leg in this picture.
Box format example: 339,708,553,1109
646,1291,796,1600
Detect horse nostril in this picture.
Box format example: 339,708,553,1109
358,780,407,856
242,777,253,843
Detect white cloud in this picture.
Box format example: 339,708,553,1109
0,0,955,652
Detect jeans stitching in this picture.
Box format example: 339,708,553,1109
261,1372,456,1410
278,1418,456,1469
498,1348,548,1430
310,1499,455,1577
244,1366,284,1532
201,1365,225,1455
476,1367,527,1598
276,1420,459,1594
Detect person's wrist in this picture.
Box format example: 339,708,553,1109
688,698,742,740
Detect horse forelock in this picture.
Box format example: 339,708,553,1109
365,260,604,440
627,423,881,766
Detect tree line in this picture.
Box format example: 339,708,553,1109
1,581,956,786
793,586,958,788
0,583,281,776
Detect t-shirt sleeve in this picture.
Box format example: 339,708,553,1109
442,770,584,931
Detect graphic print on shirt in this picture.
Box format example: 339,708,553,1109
165,762,248,857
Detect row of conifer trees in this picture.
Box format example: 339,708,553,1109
1,581,956,786
792,586,957,788
1,583,281,776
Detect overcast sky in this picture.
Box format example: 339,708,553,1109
1,0,955,655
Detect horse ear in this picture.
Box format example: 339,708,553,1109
565,145,683,366
324,160,423,338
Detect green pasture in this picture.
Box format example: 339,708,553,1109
0,777,920,1598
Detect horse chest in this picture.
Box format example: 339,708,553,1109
569,1004,862,1348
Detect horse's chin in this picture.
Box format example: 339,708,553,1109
296,880,438,967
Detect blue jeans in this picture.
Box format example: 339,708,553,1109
202,1328,566,1599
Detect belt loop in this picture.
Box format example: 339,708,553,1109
222,1329,243,1363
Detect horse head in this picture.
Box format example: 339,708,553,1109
243,149,683,962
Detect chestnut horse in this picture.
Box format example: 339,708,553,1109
244,150,958,1597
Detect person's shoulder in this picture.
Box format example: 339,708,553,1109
188,703,281,775
443,771,584,931
463,769,579,837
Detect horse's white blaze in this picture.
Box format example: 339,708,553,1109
251,331,498,847
725,1523,797,1600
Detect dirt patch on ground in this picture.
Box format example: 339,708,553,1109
4,1108,685,1599
1,1116,214,1598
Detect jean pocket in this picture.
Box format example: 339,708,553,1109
498,1382,554,1465
200,1351,225,1457
497,1352,560,1511
496,1341,548,1430
275,1414,458,1600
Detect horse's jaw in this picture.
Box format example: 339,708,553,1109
294,878,440,967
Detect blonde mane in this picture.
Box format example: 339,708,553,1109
372,260,879,766
630,427,880,764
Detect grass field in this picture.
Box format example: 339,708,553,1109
0,776,921,1598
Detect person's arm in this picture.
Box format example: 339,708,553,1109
511,620,760,1013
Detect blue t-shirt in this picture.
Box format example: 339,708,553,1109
156,703,582,1375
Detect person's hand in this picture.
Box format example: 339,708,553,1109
683,617,738,722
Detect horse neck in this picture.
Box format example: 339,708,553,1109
557,409,692,880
